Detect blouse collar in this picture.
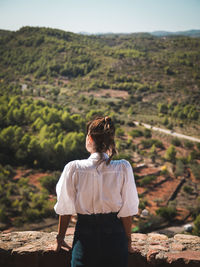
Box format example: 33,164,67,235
89,152,109,160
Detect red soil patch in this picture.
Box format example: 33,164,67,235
176,207,190,221
13,169,32,180
140,177,181,214
28,172,50,189
151,175,167,185
137,187,146,195
13,168,50,189
136,167,161,177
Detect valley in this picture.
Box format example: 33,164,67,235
0,26,200,236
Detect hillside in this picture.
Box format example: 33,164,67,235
0,26,200,136
0,26,200,235
150,29,200,37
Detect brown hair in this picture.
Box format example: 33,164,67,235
86,116,117,165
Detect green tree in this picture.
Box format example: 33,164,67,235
54,142,65,169
61,111,76,131
144,129,152,138
129,129,143,138
171,138,181,147
190,163,200,180
63,132,86,161
175,159,185,177
157,103,168,114
163,117,169,126
45,110,61,125
27,137,41,165
40,174,59,194
193,214,200,236
32,117,45,131
19,134,31,150
165,145,176,163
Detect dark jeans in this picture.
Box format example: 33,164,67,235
71,213,128,267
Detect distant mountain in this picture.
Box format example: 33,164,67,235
78,29,200,37
151,29,200,37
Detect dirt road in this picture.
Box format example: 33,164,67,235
133,121,200,143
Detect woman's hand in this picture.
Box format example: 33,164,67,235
128,240,140,254
128,239,134,253
53,215,72,252
54,238,72,252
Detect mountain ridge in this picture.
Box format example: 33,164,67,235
1,27,200,37
78,29,200,37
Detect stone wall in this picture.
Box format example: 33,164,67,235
0,231,200,267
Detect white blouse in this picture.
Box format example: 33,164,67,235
54,153,139,218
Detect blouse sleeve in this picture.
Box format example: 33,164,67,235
54,161,76,215
117,160,139,218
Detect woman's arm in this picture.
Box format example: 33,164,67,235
121,216,133,252
55,215,72,251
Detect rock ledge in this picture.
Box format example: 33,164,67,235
0,231,200,267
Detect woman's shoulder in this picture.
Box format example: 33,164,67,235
64,158,93,170
110,158,131,168
63,160,77,170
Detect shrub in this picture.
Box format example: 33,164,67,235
197,143,200,151
175,159,185,177
154,139,164,149
141,139,153,149
188,151,200,162
115,127,124,137
139,175,157,186
163,117,169,125
26,208,42,222
183,185,193,194
144,129,152,138
164,66,174,75
157,103,168,114
13,217,24,227
190,163,200,180
141,139,164,149
193,214,200,236
165,145,176,163
129,129,143,138
39,174,59,194
161,165,168,175
184,140,194,149
171,138,181,147
0,206,8,223
139,198,148,209
167,123,173,130
190,197,200,220
156,206,177,221
137,214,163,233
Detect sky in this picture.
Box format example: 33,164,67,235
0,0,200,33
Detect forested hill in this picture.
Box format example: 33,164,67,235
1,26,200,105
0,26,200,171
150,29,200,37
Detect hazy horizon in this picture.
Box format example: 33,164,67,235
1,27,200,35
0,0,200,34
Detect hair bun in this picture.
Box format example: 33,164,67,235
104,116,111,123
104,116,113,132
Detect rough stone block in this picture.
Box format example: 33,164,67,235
0,231,200,267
